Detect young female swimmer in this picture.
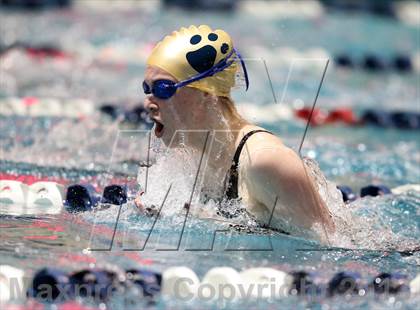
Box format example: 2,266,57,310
136,25,335,240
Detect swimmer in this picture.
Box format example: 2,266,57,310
136,25,335,240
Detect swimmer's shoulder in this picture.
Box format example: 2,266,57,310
238,124,302,180
237,124,286,160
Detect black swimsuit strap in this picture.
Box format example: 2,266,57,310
224,129,273,200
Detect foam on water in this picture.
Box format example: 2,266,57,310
304,158,420,252
111,137,420,254
1,114,151,170
1,4,419,308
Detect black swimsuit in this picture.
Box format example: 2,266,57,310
223,129,273,200
218,129,289,235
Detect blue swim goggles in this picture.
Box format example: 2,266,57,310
142,48,249,99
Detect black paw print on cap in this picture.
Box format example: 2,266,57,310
186,33,230,73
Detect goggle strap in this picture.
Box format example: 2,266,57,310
175,49,236,88
234,49,250,91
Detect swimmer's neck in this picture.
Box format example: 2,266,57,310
186,96,248,173
206,119,246,171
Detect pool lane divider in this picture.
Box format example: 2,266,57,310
0,180,130,215
1,265,419,305
0,265,25,303
294,107,420,129
0,98,153,128
0,97,95,119
1,178,419,214
1,42,419,74
337,184,391,203
0,182,152,266
1,97,419,130
0,161,134,189
334,53,419,73
0,180,64,216
337,183,420,203
25,267,162,303
64,184,127,212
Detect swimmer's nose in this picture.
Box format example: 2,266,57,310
144,97,159,115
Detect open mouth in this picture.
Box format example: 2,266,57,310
153,119,164,138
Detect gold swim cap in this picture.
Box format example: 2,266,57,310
147,25,238,97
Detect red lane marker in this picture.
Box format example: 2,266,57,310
25,48,72,61
0,173,68,186
47,225,65,232
31,220,65,232
295,107,328,126
295,107,361,126
326,108,358,125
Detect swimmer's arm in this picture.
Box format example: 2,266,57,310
245,146,334,232
134,193,159,217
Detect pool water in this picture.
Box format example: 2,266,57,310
1,2,419,309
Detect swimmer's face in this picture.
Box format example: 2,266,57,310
143,66,207,147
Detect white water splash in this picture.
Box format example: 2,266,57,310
305,158,420,251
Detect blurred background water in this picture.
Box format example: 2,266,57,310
0,0,419,309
